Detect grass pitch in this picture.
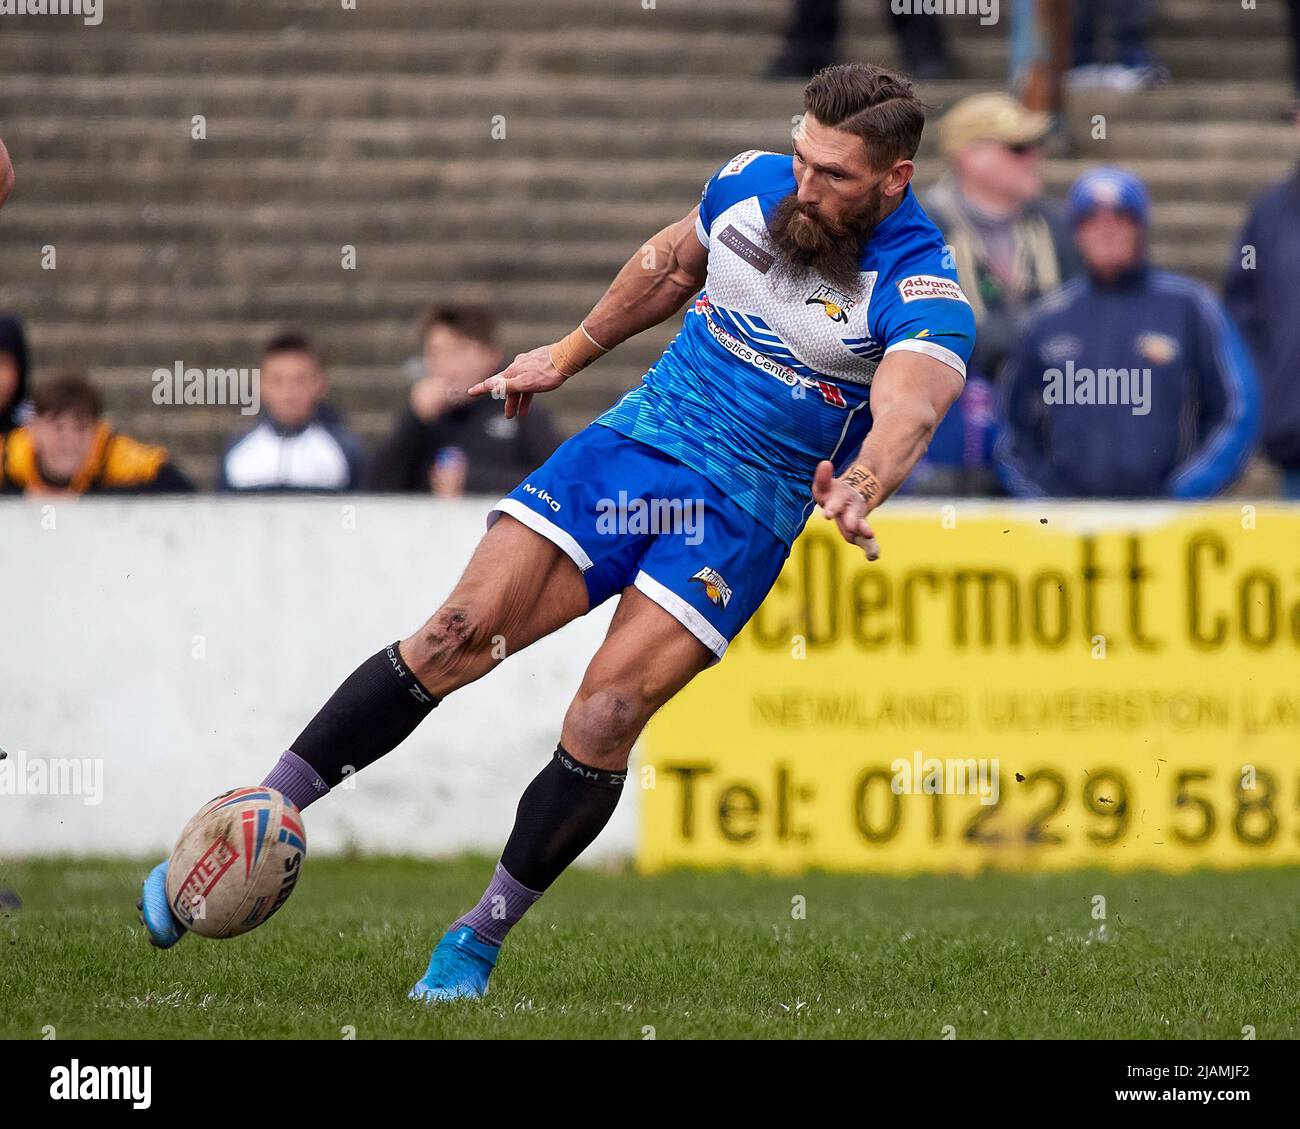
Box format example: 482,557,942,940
1,857,1296,1040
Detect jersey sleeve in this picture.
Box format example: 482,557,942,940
871,264,977,380
696,150,779,248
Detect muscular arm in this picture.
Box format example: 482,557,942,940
813,350,965,558
583,207,709,349
470,207,708,418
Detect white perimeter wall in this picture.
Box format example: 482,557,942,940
0,497,628,861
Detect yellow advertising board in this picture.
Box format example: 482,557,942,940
639,504,1300,873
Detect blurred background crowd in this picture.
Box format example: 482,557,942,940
0,0,1297,500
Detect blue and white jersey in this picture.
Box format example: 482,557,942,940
597,149,976,545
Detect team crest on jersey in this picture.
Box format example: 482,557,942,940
690,567,733,609
805,283,857,323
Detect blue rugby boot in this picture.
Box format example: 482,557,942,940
137,860,188,949
408,926,499,1003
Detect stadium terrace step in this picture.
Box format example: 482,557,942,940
6,76,1294,124
14,114,1295,166
4,0,1281,38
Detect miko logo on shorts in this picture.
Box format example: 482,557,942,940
690,567,733,609
521,482,561,512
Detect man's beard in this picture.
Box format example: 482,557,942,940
767,189,886,295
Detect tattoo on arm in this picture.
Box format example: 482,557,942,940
842,464,883,506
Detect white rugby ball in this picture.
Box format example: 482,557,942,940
166,786,306,939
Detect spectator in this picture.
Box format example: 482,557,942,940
764,1,953,82
1223,124,1300,498
367,304,560,497
924,92,1080,383
0,314,31,433
0,370,194,495
1067,0,1169,91
1009,0,1072,143
217,331,364,493
997,167,1259,498
1290,0,1300,113
898,373,1002,496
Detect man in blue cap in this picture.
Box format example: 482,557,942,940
996,166,1260,498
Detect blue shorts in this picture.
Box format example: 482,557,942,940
490,423,790,661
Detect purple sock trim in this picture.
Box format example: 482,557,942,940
453,862,543,947
261,750,330,812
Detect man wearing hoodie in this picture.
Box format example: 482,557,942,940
217,331,365,493
997,167,1259,499
1222,116,1300,498
0,314,31,434
0,371,194,495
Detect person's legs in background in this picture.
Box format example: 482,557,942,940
886,0,954,80
1287,0,1300,109
764,0,840,80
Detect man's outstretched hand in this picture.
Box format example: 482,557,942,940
467,345,567,420
812,459,881,561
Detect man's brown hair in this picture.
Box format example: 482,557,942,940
803,63,926,170
262,329,320,363
420,303,497,348
31,370,103,420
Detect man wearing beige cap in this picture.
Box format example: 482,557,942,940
922,92,1078,384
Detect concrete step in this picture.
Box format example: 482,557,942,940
1,195,1255,252
12,113,1295,165
6,154,1291,207
0,26,1286,81
5,0,1277,37
5,76,1292,124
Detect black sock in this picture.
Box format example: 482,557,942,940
287,642,437,788
500,745,626,891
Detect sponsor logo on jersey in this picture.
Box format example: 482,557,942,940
700,306,848,409
691,567,733,609
717,224,774,273
805,283,856,323
816,380,847,407
717,150,768,178
896,274,970,304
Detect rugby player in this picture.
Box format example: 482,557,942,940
140,64,976,1000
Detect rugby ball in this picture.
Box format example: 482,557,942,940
165,787,306,939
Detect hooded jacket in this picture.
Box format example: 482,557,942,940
0,421,194,494
0,314,30,433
